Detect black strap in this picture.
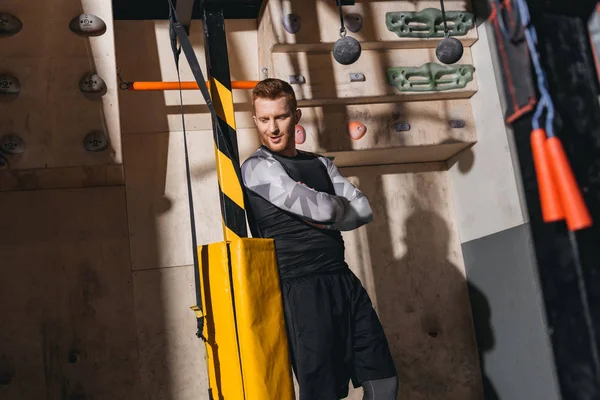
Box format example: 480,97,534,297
167,0,217,342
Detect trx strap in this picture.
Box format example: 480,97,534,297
166,0,259,341
166,0,219,342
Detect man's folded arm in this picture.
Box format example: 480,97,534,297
242,155,348,224
318,156,373,231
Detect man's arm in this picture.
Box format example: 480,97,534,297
241,152,349,224
318,156,373,231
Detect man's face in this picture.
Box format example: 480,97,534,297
253,96,301,156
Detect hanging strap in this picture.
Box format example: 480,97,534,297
167,0,223,342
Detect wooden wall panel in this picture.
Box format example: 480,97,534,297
269,48,477,105
259,0,476,50
115,20,259,136
0,186,138,400
133,265,208,400
338,163,483,399
122,128,262,271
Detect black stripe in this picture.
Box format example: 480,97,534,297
219,185,248,238
204,8,233,90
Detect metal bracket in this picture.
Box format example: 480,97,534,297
0,75,20,95
261,67,268,80
288,74,306,85
69,13,106,37
0,13,22,37
387,62,475,92
386,8,474,38
0,134,26,155
349,73,365,82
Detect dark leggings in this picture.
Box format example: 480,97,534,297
362,376,398,400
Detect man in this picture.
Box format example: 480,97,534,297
241,78,398,400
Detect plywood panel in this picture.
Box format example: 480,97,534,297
123,128,261,271
259,0,477,51
133,265,208,400
1,0,122,169
115,20,259,136
0,186,138,400
297,100,476,153
270,48,476,105
338,163,483,399
0,165,124,192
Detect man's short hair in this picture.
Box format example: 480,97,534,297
252,78,297,111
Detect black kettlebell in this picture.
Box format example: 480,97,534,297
333,34,361,65
436,36,464,65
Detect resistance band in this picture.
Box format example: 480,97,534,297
514,0,592,231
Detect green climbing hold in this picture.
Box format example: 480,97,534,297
386,8,474,38
387,62,475,92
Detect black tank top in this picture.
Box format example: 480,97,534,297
244,146,349,279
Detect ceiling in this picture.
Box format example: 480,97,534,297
112,0,265,20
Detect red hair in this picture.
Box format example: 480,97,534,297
252,78,297,110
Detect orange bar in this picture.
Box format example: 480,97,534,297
129,80,258,91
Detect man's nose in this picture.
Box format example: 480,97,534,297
267,120,278,133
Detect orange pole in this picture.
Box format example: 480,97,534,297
128,80,258,91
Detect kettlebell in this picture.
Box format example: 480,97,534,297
333,31,361,66
436,36,464,65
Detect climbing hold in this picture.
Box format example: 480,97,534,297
394,122,411,132
0,134,26,155
344,13,363,33
349,72,366,82
387,62,474,92
0,75,20,95
449,119,465,128
0,13,22,37
386,8,474,38
333,36,361,65
348,121,367,140
79,73,107,96
294,125,306,145
436,36,464,65
69,13,107,37
282,13,301,34
288,74,305,85
83,131,109,152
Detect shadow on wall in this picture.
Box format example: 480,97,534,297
114,19,174,400
341,163,491,399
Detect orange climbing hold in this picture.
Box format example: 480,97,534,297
348,121,367,140
295,125,306,144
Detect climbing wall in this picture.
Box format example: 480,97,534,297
257,0,484,398
0,2,135,399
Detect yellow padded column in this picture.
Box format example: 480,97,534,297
196,238,294,400
229,238,295,400
197,242,244,399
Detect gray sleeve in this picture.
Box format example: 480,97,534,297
242,153,348,223
318,156,373,231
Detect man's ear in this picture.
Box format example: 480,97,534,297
295,109,302,124
252,115,258,127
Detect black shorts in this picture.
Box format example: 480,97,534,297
281,269,397,400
